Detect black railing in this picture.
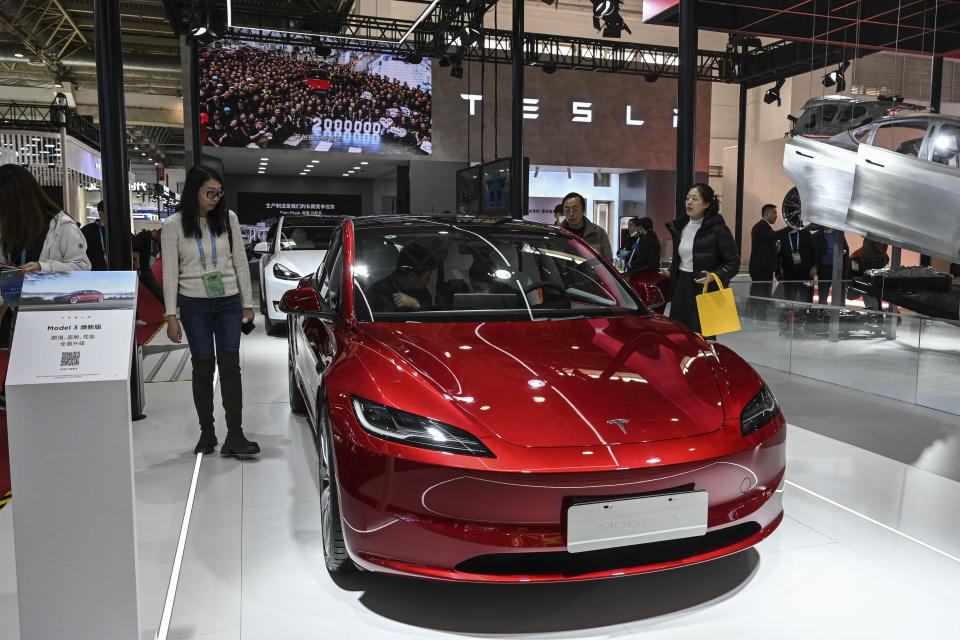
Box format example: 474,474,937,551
0,102,101,149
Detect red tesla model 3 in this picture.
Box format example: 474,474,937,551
281,217,785,582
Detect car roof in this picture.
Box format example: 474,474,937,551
880,113,960,124
350,215,545,232
280,215,345,227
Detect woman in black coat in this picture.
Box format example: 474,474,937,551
665,183,740,333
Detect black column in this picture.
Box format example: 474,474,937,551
921,56,943,268
734,48,747,251
187,37,202,168
676,0,697,217
510,0,525,219
93,0,132,271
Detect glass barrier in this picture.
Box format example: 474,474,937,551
716,278,960,416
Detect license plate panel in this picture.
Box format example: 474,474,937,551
566,491,708,554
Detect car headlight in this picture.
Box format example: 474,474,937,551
273,263,301,280
740,383,780,436
351,395,495,458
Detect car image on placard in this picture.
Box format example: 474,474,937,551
256,215,342,335
281,216,786,582
53,289,105,304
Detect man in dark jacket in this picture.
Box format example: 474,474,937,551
560,192,613,260
748,204,780,319
811,226,850,305
776,223,817,303
80,201,108,271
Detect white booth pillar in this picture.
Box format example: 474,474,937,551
6,272,141,639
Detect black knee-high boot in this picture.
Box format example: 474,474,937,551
192,357,218,454
217,351,260,456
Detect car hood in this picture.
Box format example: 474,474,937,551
271,250,327,278
359,316,726,447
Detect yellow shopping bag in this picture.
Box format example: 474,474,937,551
695,272,741,337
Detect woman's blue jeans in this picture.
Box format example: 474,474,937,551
179,294,242,359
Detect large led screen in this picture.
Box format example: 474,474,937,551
198,37,432,155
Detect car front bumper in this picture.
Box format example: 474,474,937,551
334,418,786,582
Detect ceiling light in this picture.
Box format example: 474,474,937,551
14,53,24,58
342,173,349,176
360,161,369,165
260,157,268,161
542,62,557,74
822,60,850,92
53,75,63,88
134,146,139,150
311,159,319,164
141,152,146,156
191,26,207,37
353,166,361,170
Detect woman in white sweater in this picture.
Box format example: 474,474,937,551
0,164,91,347
161,166,259,457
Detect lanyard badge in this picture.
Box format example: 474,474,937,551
196,232,225,297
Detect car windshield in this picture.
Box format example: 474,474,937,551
351,221,643,323
279,224,335,251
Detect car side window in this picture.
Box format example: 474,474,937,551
930,124,960,168
870,122,928,158
317,228,343,311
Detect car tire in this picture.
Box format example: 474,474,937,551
259,284,267,316
288,349,307,415
318,395,354,574
782,186,802,228
70,296,78,304
97,296,104,302
264,312,281,336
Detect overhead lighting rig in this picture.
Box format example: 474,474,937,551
822,60,850,92
763,78,785,106
592,0,631,38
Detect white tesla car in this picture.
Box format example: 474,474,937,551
255,215,341,334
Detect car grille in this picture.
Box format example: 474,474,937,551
454,522,761,578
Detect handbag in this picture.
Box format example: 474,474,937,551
696,272,741,336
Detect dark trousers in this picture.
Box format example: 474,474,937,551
669,270,701,333
748,270,774,320
817,264,845,305
138,266,164,304
179,294,242,359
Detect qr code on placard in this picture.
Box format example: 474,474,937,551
60,351,80,367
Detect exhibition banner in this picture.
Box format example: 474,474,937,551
198,33,432,156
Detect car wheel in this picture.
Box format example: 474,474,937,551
264,312,280,336
288,350,307,415
69,296,78,304
318,396,354,574
97,296,104,302
782,186,802,228
259,285,267,316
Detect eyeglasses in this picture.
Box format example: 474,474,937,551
202,189,224,200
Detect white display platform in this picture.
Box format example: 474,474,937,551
5,271,141,639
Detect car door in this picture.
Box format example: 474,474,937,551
299,229,343,419
782,134,858,232
846,118,953,258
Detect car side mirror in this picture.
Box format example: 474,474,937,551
279,287,337,322
253,241,271,254
632,282,665,311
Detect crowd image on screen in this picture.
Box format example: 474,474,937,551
198,45,432,153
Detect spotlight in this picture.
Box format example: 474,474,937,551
315,44,332,57
450,65,464,79
540,0,555,4
764,78,785,107
438,56,451,68
53,75,63,88
822,60,850,92
404,52,423,65
592,0,630,38
460,26,481,48
644,73,658,83
542,62,557,74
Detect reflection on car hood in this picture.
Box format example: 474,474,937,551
271,250,327,277
360,316,725,447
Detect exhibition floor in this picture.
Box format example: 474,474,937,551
1,318,959,639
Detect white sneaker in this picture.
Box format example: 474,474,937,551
136,318,147,327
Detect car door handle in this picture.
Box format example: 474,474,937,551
865,158,885,167
795,151,814,159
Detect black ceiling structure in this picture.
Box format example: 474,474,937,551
164,0,850,85
646,1,960,56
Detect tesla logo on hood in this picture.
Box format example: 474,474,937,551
607,419,630,434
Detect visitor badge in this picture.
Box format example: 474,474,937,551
791,251,802,265
148,255,156,267
1,269,23,307
202,271,226,297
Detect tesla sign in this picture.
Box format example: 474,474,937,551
459,94,676,127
